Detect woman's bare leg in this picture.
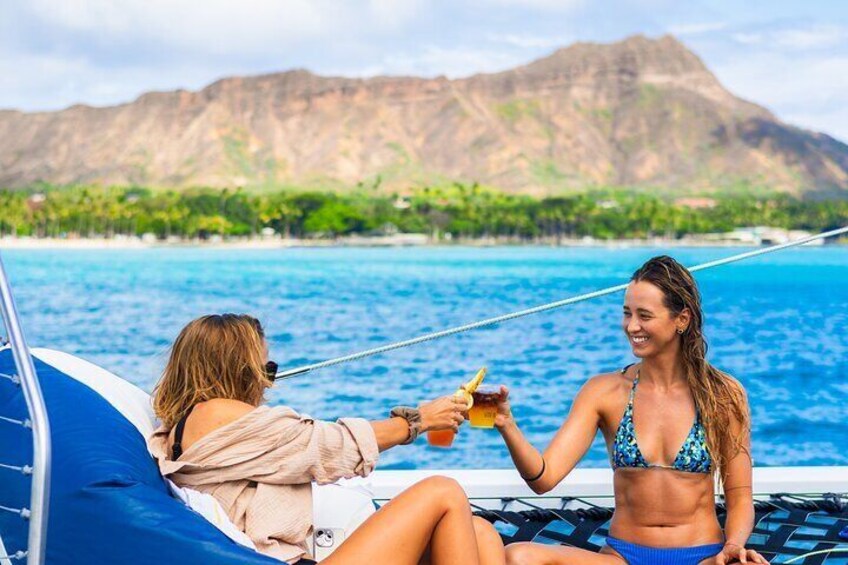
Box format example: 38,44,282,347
505,542,626,565
321,476,480,565
421,517,506,565
473,516,506,565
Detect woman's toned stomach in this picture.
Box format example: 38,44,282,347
609,468,723,547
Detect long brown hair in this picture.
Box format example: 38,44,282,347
631,256,750,478
153,314,272,428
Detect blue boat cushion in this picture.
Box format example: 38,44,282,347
474,498,848,564
0,349,285,565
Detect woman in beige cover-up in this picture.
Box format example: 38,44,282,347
148,313,504,565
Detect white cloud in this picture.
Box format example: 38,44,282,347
732,24,848,51
785,107,848,143
0,53,93,109
0,0,432,110
363,45,528,78
474,0,585,10
0,51,237,111
731,32,763,45
18,0,377,56
773,25,848,50
485,32,574,49
368,0,425,30
667,22,727,36
714,53,848,142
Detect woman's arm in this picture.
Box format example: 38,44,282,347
496,377,606,494
716,389,768,564
722,392,754,548
371,395,468,452
371,418,416,452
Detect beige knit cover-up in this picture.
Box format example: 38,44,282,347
148,405,379,563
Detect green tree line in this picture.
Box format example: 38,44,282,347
1,184,847,240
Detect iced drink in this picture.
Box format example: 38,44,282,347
427,367,487,446
469,385,502,428
427,428,456,448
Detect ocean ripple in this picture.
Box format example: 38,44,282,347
3,246,846,469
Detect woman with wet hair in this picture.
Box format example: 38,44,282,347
149,313,505,565
496,256,767,565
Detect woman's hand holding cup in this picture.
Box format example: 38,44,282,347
493,385,514,430
419,395,468,432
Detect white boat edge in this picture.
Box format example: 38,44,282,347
370,467,848,509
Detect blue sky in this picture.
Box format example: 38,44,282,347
2,0,847,141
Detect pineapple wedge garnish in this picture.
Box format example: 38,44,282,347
454,367,486,409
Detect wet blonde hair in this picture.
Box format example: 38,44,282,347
631,256,751,479
153,314,272,428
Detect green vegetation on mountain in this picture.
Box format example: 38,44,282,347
2,184,846,241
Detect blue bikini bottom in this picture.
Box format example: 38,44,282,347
606,536,724,565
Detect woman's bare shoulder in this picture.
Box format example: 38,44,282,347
582,370,632,394
192,399,257,430
578,370,633,415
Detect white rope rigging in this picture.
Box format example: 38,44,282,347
274,225,848,380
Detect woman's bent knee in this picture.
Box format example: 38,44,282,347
418,475,466,500
505,542,541,565
415,475,474,518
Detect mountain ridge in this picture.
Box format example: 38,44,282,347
1,34,846,196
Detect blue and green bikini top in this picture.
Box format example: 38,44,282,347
612,366,712,474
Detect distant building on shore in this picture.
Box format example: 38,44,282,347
688,226,822,246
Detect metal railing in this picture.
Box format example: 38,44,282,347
0,252,50,565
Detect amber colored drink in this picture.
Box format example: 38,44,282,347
469,385,502,428
427,429,456,448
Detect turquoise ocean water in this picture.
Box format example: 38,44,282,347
2,246,846,469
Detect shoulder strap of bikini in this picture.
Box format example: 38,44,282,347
171,405,196,461
623,365,639,403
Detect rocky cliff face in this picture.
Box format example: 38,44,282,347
2,35,846,195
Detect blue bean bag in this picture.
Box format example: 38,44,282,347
0,347,286,565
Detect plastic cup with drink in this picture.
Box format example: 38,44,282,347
427,367,487,448
468,385,503,428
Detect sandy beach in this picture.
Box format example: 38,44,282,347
1,232,841,250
